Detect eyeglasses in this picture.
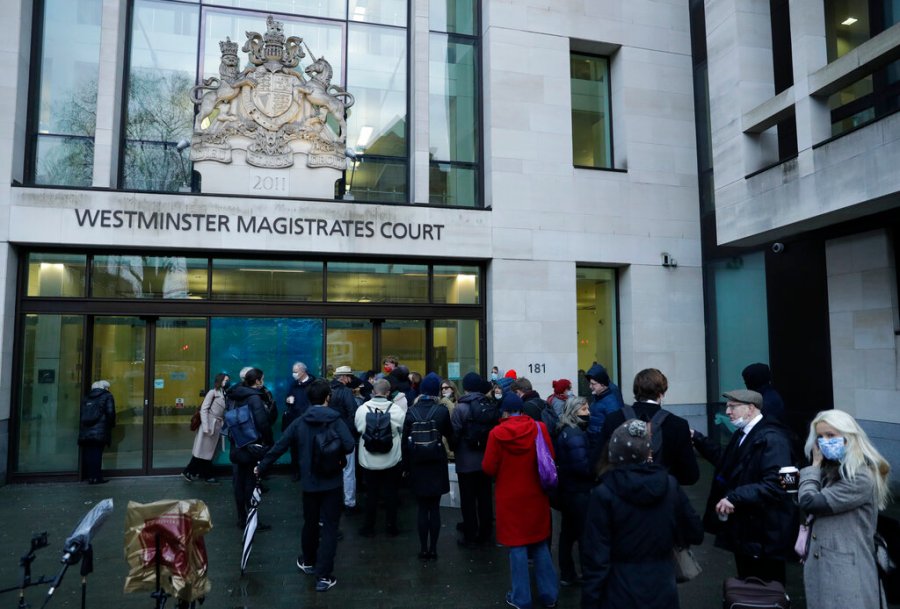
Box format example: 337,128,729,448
441,386,451,390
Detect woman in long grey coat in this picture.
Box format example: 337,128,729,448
798,409,891,609
182,373,229,483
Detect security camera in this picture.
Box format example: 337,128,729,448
175,139,191,152
771,242,785,254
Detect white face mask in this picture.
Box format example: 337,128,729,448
565,389,574,397
493,391,502,400
442,389,453,398
292,372,301,380
732,417,748,429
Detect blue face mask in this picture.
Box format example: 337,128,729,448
818,436,846,462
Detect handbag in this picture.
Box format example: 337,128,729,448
189,409,202,432
723,576,791,609
794,514,813,561
534,421,558,492
672,546,701,583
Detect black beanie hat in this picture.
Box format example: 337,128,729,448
462,372,483,392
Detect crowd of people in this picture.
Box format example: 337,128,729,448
80,357,895,608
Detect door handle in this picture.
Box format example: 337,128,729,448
145,400,149,406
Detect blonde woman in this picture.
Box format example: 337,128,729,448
798,409,891,609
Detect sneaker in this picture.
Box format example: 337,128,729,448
505,593,524,609
296,558,315,574
181,472,194,482
315,577,337,592
204,477,219,484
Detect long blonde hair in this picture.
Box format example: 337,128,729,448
804,409,892,510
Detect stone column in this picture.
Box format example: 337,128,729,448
789,0,830,173
92,0,127,188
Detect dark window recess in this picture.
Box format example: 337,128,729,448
769,0,794,94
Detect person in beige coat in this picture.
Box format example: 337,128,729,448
182,373,230,483
798,409,891,609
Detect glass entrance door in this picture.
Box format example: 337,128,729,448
151,318,207,469
91,316,207,474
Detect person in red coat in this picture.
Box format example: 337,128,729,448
483,393,559,609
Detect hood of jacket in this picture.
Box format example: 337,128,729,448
603,463,669,507
227,384,263,402
301,404,342,426
491,414,538,454
87,388,109,399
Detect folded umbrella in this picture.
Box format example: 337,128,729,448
240,480,262,575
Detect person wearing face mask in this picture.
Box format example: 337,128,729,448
285,362,316,480
798,409,891,609
690,389,797,584
552,396,595,586
439,379,459,460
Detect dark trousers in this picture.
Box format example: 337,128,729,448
458,469,493,543
734,553,786,584
82,443,104,481
232,463,256,523
302,487,343,579
558,490,589,580
362,464,401,530
416,495,442,552
184,456,213,479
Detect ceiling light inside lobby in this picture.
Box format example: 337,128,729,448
842,17,858,25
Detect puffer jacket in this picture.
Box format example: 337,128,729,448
77,388,116,446
554,423,595,493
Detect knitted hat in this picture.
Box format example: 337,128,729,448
497,376,515,394
741,363,771,391
608,419,652,464
504,369,517,379
462,372,483,392
552,379,572,395
419,372,442,397
500,393,524,413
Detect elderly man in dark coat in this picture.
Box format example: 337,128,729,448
691,389,797,583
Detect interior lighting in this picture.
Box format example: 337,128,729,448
842,17,858,25
356,126,374,148
39,263,65,270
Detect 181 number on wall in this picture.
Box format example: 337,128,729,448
528,363,546,374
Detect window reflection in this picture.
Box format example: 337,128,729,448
26,253,87,297
571,54,612,169
123,0,198,192
349,0,407,26
433,265,479,304
327,319,374,373
92,256,208,299
212,259,323,300
327,262,428,302
206,0,347,20
430,0,476,35
432,319,479,382
32,0,102,186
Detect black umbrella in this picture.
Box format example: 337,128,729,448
240,480,262,574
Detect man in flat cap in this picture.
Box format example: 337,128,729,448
690,389,797,584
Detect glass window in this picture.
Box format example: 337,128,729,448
711,253,770,395
327,262,428,303
209,316,323,465
122,0,199,192
429,34,478,206
349,0,407,27
346,23,407,199
212,259,323,300
25,253,87,297
31,0,102,186
92,256,208,299
430,0,476,35
16,314,84,473
570,53,612,169
382,320,426,374
204,0,347,20
432,319,479,382
433,265,479,304
825,0,872,61
326,319,374,374
576,267,618,395
345,156,407,203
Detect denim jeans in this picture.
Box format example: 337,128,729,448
508,542,558,608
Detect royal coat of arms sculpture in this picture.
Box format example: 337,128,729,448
189,16,355,196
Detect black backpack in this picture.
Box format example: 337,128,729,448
463,396,501,450
312,423,346,477
362,403,394,454
408,405,444,462
621,405,669,460
80,396,103,426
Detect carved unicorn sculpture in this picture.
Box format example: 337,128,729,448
295,45,355,142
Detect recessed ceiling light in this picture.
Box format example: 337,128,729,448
842,17,858,25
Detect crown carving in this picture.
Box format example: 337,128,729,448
219,37,238,57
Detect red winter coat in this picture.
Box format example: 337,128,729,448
482,414,554,547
